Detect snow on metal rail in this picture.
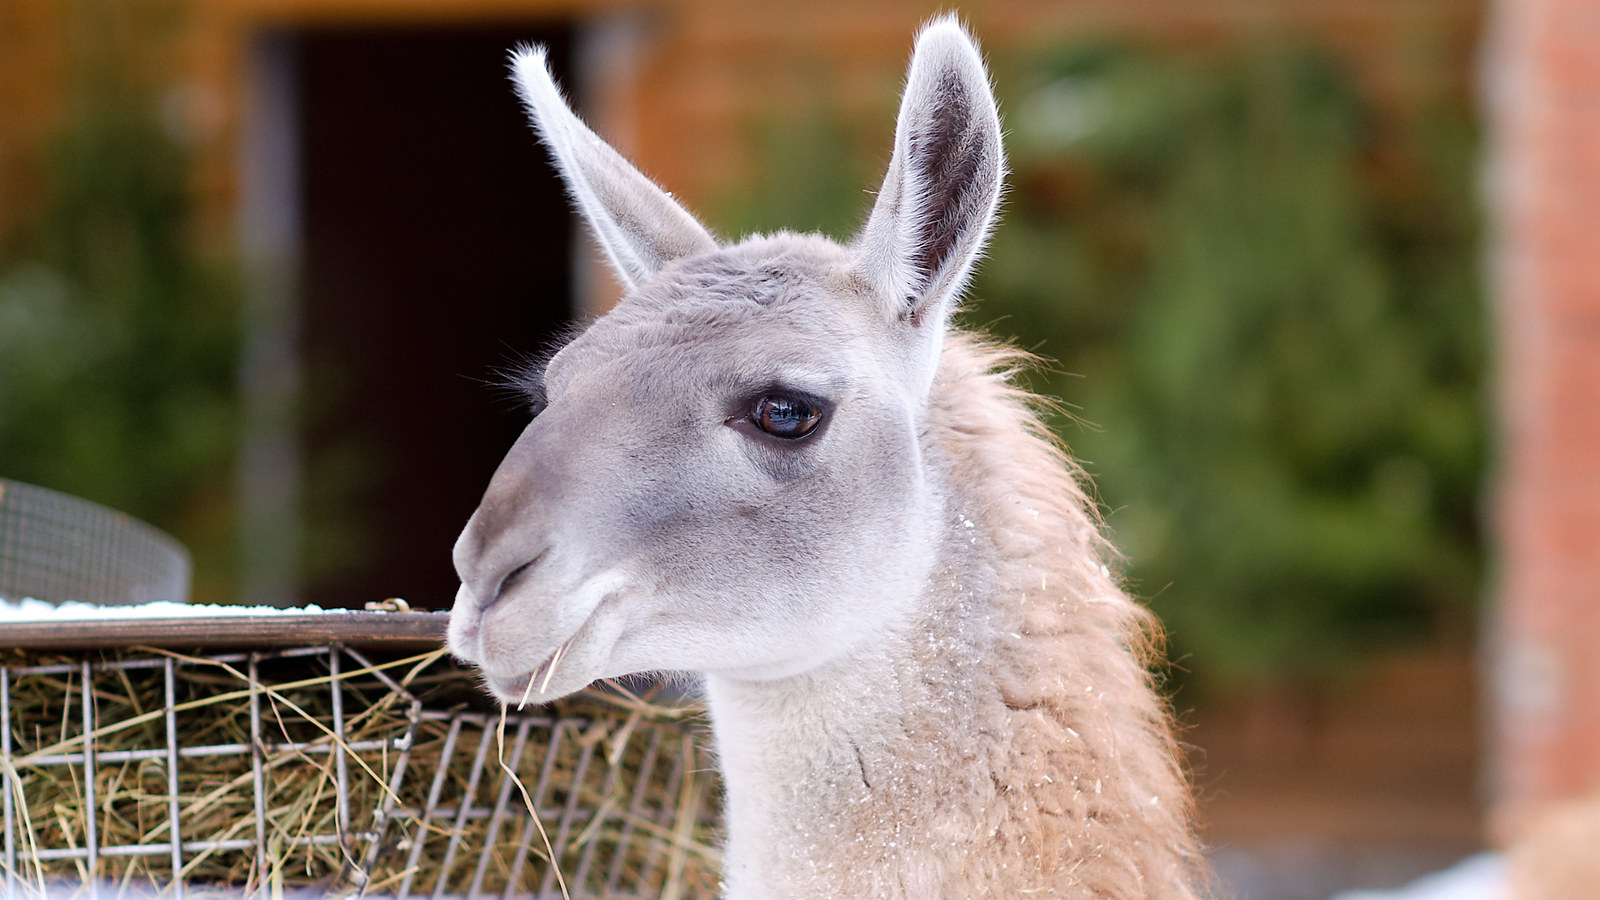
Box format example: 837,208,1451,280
0,626,719,899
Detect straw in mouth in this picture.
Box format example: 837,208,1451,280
518,637,572,710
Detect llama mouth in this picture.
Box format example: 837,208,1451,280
480,606,605,705
470,567,631,705
482,635,587,707
506,637,573,709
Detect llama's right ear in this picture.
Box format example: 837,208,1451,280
510,47,717,291
855,19,1003,343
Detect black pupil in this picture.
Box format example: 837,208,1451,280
757,396,819,438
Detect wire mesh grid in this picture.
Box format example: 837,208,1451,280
0,480,190,606
0,642,721,899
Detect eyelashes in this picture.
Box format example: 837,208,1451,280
493,322,589,416
491,353,550,416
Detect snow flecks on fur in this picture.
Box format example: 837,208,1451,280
458,16,1206,898
707,333,1206,899
922,332,1205,898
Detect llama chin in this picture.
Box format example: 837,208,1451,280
449,16,1208,898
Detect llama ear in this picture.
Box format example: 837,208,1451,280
510,47,717,291
856,18,1004,333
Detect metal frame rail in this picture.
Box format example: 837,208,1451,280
0,643,717,899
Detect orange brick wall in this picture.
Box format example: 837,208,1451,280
622,0,1480,207
1487,0,1600,837
3,0,1511,853
0,0,71,241
0,0,1480,248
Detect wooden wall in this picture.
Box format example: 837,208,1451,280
0,1,1498,893
1486,0,1600,838
1,0,1480,250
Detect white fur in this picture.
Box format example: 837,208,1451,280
452,18,1205,898
510,46,716,288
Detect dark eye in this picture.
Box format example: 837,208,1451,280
753,394,822,439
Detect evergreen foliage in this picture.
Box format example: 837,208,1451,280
0,3,240,599
718,41,1485,683
993,44,1484,682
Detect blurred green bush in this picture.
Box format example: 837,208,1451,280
721,41,1485,685
0,5,241,601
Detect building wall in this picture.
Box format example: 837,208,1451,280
1486,0,1600,838
1,0,1511,882
1,0,1481,247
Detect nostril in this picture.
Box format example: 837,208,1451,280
497,560,533,601
486,552,544,610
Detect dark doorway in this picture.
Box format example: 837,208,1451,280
296,24,575,609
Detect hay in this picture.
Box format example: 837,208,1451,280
0,642,722,898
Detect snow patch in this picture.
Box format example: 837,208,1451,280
0,597,347,621
1330,853,1506,900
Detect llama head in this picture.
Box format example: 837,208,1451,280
449,17,1004,703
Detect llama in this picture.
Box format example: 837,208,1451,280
447,17,1206,898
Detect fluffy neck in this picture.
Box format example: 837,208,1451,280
705,526,998,898
704,333,1205,899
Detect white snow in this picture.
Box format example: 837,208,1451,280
1330,853,1507,900
0,597,348,621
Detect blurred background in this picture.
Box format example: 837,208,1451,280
1,0,1594,897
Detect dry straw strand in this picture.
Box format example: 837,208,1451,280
1,641,722,897
498,704,571,900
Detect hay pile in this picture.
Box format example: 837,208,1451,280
0,643,721,898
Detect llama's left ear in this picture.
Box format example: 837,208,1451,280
856,18,1004,340
511,46,718,292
